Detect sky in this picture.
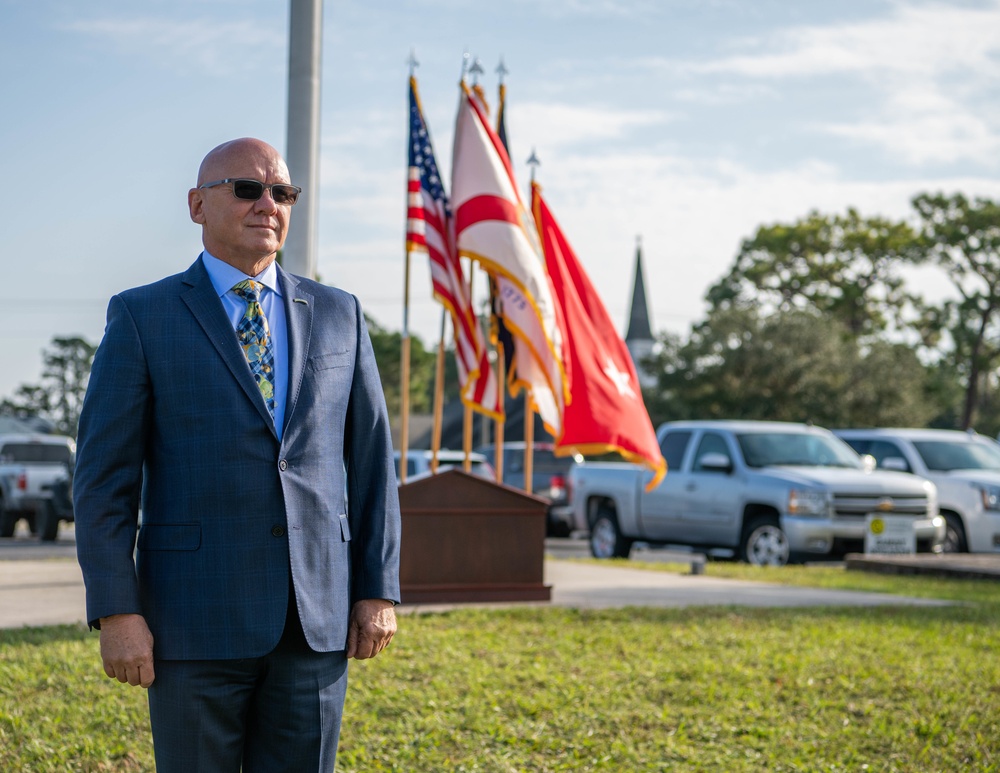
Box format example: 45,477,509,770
3,0,1000,401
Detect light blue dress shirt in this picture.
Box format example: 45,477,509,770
201,252,288,440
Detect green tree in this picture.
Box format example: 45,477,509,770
0,336,97,437
643,307,937,429
911,192,1000,429
707,209,919,338
365,315,438,421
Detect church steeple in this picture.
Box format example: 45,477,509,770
624,236,657,389
625,236,653,342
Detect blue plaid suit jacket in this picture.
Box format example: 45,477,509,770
74,258,401,660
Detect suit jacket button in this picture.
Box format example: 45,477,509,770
278,459,288,471
271,525,285,537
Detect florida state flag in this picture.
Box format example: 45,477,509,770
532,182,666,490
452,81,566,435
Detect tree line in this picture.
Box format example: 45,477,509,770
4,191,998,439
0,322,452,439
643,192,1000,435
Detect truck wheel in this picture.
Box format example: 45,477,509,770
0,507,15,538
590,507,632,559
941,514,967,553
36,503,60,542
740,517,789,567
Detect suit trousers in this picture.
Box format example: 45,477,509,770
147,588,349,773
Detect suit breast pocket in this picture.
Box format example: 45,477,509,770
138,523,202,551
309,351,352,371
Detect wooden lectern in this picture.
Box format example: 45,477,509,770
398,469,552,604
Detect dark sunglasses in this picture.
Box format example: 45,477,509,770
199,178,302,206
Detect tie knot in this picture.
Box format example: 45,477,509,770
232,279,264,304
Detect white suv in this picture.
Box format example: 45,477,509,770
835,428,1000,554
393,450,495,484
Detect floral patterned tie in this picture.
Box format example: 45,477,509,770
232,280,276,417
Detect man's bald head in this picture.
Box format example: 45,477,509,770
196,138,289,188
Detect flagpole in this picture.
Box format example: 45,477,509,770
399,54,420,485
463,259,475,474
400,256,411,484
494,343,505,484
431,310,446,474
524,402,535,495
284,0,322,279
493,56,509,482
522,148,542,496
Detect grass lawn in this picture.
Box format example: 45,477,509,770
1,562,998,771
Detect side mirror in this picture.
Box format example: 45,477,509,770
881,456,909,472
699,452,733,473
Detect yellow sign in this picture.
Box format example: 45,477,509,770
870,518,885,535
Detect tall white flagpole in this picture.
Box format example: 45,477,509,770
284,0,323,279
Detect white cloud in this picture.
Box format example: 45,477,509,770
691,1,1000,80
823,88,1000,165
644,1,1000,168
63,17,284,73
507,101,673,152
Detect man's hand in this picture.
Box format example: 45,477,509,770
346,599,396,660
98,613,155,688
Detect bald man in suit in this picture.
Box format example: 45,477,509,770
74,137,401,772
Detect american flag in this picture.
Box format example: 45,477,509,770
406,77,501,418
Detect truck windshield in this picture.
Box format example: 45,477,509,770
737,432,861,469
0,443,73,465
911,440,1000,472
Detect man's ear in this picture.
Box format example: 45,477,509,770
189,189,206,224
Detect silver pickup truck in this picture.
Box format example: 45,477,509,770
567,420,945,565
0,433,76,541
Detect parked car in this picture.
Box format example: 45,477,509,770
474,442,583,536
567,420,944,565
0,433,76,541
394,449,495,484
835,428,1000,554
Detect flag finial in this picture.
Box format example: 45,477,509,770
469,56,485,85
496,57,508,84
408,49,419,76
527,148,541,183
461,49,470,81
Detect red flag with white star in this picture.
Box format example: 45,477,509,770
532,182,666,489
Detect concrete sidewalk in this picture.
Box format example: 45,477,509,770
400,559,951,614
0,559,87,629
0,554,952,631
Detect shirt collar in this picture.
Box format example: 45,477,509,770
201,251,282,298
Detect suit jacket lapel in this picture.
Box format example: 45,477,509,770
180,259,277,434
278,265,314,437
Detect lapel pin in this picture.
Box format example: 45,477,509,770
293,298,309,305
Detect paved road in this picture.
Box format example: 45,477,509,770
0,532,949,630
